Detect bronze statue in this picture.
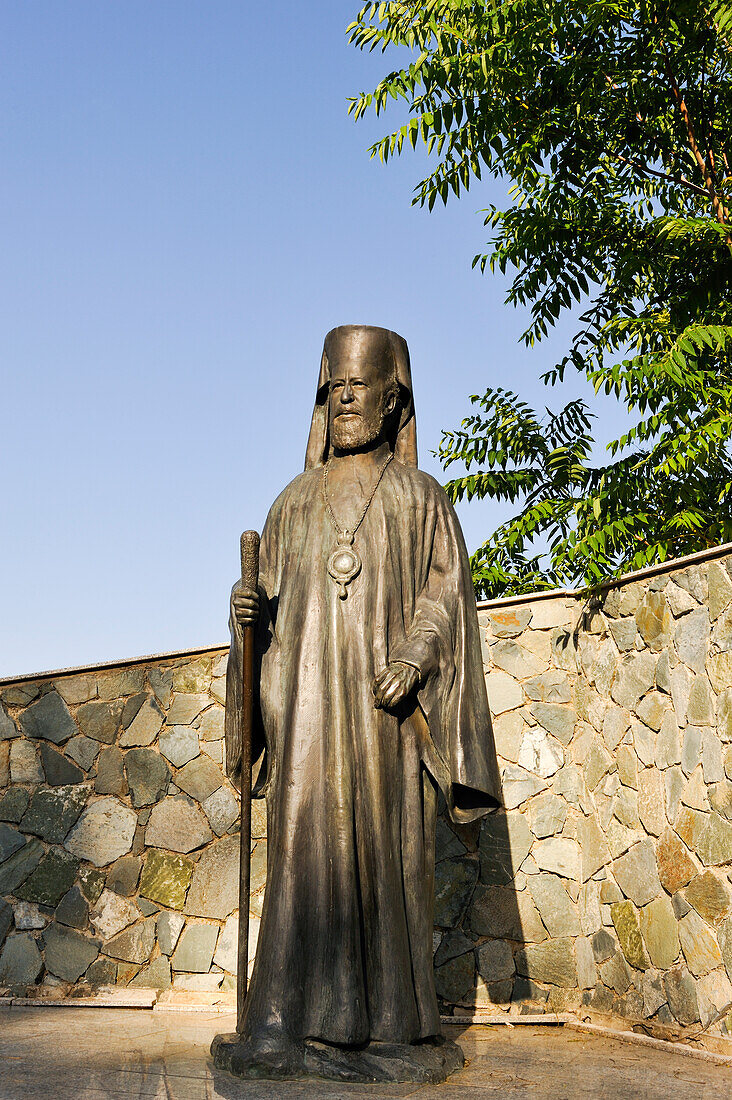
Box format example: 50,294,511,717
212,325,500,1083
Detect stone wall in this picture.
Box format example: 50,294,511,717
1,546,731,1039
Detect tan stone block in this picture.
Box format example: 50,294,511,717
679,910,723,976
640,896,680,969
637,769,665,836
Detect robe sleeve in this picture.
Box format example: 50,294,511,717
391,481,501,823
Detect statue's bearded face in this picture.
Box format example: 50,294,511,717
329,355,397,452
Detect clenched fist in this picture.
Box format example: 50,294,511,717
372,662,419,709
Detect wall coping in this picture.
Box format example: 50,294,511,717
4,539,731,688
476,539,732,611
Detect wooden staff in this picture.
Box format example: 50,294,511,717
237,529,260,1033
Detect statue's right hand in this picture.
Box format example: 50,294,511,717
231,583,259,628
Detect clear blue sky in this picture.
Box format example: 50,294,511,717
0,2,623,677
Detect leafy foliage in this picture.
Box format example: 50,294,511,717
349,1,732,597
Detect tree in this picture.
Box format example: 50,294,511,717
349,1,732,597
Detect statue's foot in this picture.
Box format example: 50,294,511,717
304,1035,464,1084
210,1032,306,1079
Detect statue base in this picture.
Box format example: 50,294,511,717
210,1032,464,1084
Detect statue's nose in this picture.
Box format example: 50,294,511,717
341,382,355,403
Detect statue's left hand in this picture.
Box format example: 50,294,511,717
372,662,419,709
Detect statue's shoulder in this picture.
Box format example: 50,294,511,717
391,461,451,504
268,468,321,516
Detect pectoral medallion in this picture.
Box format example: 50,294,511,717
327,531,362,599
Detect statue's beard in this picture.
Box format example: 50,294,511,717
331,408,386,451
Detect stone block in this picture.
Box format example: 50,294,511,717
608,618,637,652
665,582,699,617
676,610,710,674
708,652,732,693
611,901,649,970
640,896,679,969
54,674,97,706
432,858,478,927
488,606,532,637
86,957,117,987
130,955,172,990
9,740,43,784
600,950,632,994
529,792,567,839
0,703,17,740
635,592,672,653
21,785,88,845
43,923,100,981
583,739,614,791
602,709,630,754
75,700,123,744
708,561,732,619
196,705,224,742
139,849,193,909
591,928,616,963
0,742,9,787
500,764,547,809
528,874,580,937
55,885,89,929
172,971,223,991
19,691,77,744
0,838,43,895
95,746,128,796
671,664,693,726
96,668,145,700
0,823,26,864
0,898,11,948
166,693,210,726
577,816,610,882
697,967,732,1028
478,810,532,886
145,796,212,853
474,939,514,990
171,921,218,973
15,848,78,906
78,866,105,905
202,786,239,836
213,912,239,973
702,728,724,784
469,885,546,943
616,746,638,790
656,827,696,894
717,688,732,743
38,744,84,786
106,855,141,897
515,939,576,987
172,658,211,694
149,668,174,709
636,692,668,732
0,933,43,985
175,756,223,803
65,736,99,772
575,937,597,989
613,840,662,906
697,812,732,865
485,672,523,716
533,838,580,880
523,671,571,704
124,748,170,807
518,727,564,779
679,910,723,976
64,796,137,867
718,917,732,981
527,599,574,630
528,702,576,747
611,653,656,710
104,917,156,964
685,871,731,926
655,712,681,770
119,697,165,747
664,966,700,1025
159,727,200,768
157,910,185,956
637,769,665,836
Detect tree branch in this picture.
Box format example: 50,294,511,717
611,153,711,198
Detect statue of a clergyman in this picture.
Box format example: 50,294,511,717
213,325,500,1083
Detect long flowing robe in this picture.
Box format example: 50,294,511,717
226,459,500,1048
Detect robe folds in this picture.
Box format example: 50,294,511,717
225,459,500,1048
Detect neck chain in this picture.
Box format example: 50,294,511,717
322,451,393,598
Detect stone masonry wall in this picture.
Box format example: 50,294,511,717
1,547,731,1039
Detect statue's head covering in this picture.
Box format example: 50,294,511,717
304,324,417,469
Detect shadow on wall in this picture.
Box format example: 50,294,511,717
433,767,532,1015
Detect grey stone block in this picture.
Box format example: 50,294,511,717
515,939,577,988
124,748,170,808
171,921,218,973
119,697,164,748
95,746,128,796
0,898,12,950
55,886,89,930
15,848,79,907
202,786,239,836
43,923,100,982
145,796,212,853
159,727,200,768
184,835,239,920
20,785,88,844
157,911,185,956
479,810,532,886
433,858,479,927
612,840,662,906
175,756,223,802
0,932,43,984
106,855,141,897
0,787,30,823
75,700,123,744
64,796,137,867
19,692,77,744
104,917,156,964
65,736,99,772
9,740,44,783
0,703,17,740
0,838,43,895
39,744,84,786
0,823,26,863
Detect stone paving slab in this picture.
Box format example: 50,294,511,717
0,1008,729,1099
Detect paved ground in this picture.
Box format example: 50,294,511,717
0,1007,728,1099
